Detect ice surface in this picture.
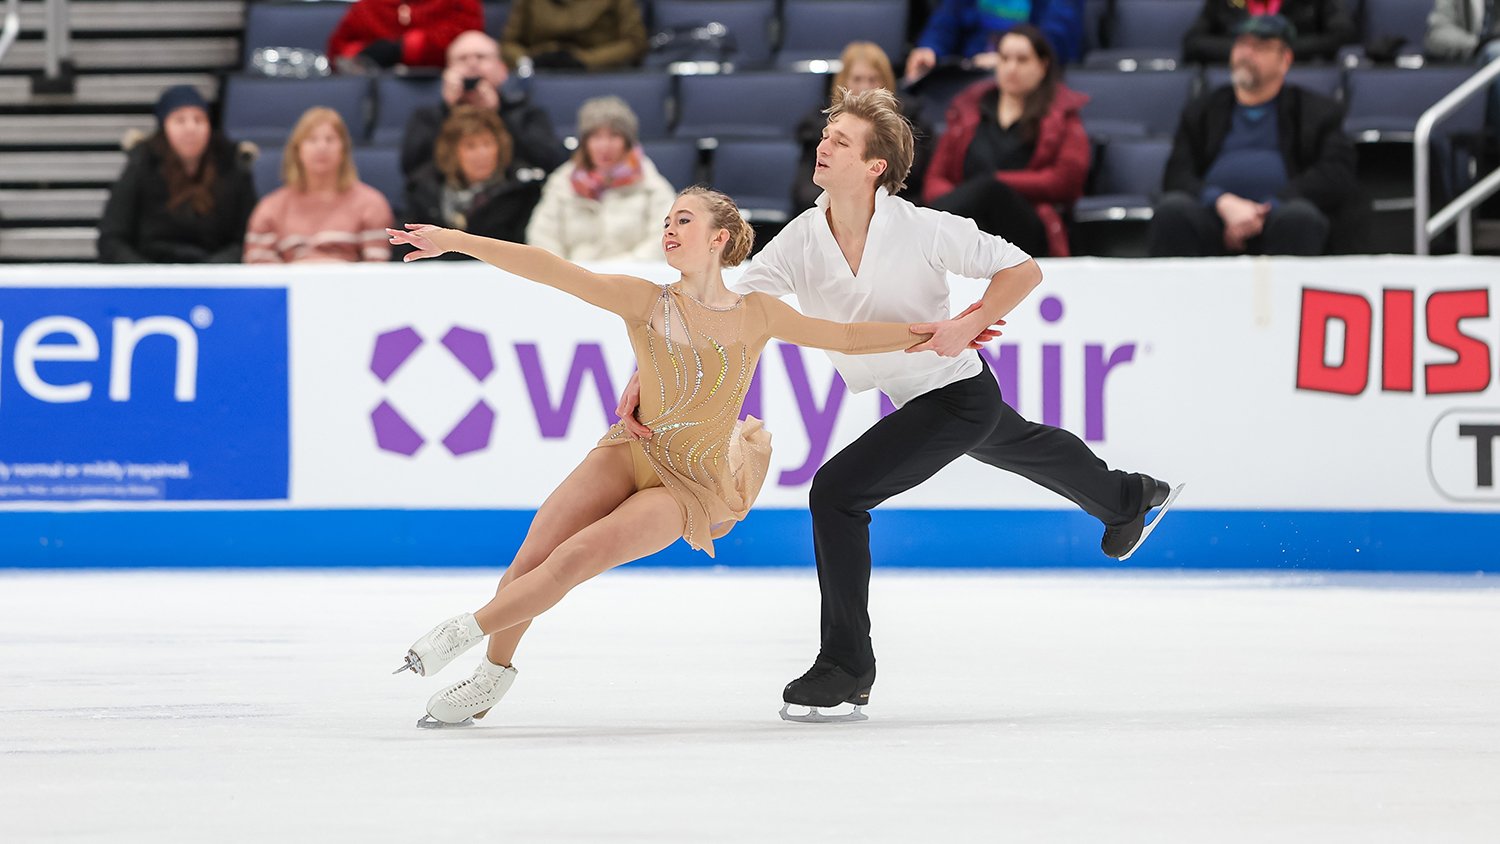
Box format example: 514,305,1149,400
2,569,1497,842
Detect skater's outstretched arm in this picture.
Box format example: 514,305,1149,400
389,224,660,318
753,293,933,355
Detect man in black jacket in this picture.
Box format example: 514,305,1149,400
1149,15,1365,257
1183,0,1356,64
400,30,567,176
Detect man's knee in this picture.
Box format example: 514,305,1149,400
1152,192,1200,223
809,464,867,516
1264,199,1330,255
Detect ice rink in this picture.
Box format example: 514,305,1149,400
2,568,1498,842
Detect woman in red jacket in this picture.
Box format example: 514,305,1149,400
328,0,484,72
923,25,1089,258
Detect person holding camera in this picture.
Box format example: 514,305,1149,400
400,30,568,177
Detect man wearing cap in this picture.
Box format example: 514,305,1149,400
400,30,567,177
1148,14,1365,257
1183,0,1356,64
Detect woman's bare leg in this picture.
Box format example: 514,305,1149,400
472,487,684,639
483,445,637,665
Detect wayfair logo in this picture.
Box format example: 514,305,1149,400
370,325,495,457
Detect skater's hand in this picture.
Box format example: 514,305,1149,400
614,371,652,439
907,307,1005,357
388,224,453,261
955,301,1004,348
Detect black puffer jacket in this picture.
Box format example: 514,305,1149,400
97,135,258,263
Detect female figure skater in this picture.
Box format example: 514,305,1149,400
387,187,981,727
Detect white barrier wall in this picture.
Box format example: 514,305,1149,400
2,256,1497,570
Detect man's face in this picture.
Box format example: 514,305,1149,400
813,114,885,191
448,33,507,91
1230,35,1292,92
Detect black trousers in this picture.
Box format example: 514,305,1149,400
807,360,1142,675
930,176,1050,257
1146,192,1331,257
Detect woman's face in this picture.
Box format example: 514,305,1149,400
843,60,884,95
163,106,211,165
298,120,345,181
457,131,500,184
661,195,724,271
996,33,1047,98
586,128,628,170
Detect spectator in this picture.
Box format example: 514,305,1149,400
328,0,483,73
401,30,567,177
795,42,936,211
501,0,648,70
245,108,395,263
1183,0,1355,65
905,0,1084,81
1426,1,1500,123
922,26,1088,258
526,97,677,262
1150,15,1367,257
404,107,543,254
98,86,257,264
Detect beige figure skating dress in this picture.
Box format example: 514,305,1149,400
565,275,922,557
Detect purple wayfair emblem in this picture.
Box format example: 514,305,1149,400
369,325,497,458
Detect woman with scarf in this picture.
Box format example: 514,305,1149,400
402,106,542,253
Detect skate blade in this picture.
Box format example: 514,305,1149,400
415,714,475,729
392,651,423,676
778,703,868,724
1119,482,1185,562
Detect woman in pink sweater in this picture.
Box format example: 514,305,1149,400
245,108,394,263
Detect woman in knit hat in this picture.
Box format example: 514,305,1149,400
525,96,677,262
97,85,258,263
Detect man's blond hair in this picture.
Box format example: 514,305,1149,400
824,86,915,195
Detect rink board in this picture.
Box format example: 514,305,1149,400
2,257,1498,570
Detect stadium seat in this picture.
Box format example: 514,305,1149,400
483,2,512,42
372,74,443,146
775,0,908,66
710,138,801,222
1344,67,1486,141
674,71,826,139
527,71,674,141
1085,0,1199,70
1073,137,1173,223
1065,69,1194,139
241,1,351,68
222,75,371,147
1360,0,1430,48
647,0,776,69
641,138,703,190
352,146,407,217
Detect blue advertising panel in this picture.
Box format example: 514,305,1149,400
0,287,288,501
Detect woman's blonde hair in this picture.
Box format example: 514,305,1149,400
434,105,513,186
678,185,754,267
824,87,915,195
281,107,357,192
831,42,898,104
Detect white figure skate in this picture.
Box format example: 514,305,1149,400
392,613,484,677
416,658,518,728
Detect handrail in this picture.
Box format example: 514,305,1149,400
44,0,71,81
1414,55,1500,256
0,0,21,66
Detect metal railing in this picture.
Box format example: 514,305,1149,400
0,0,21,66
1415,55,1500,256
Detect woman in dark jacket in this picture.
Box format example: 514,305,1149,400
97,86,257,263
403,105,541,255
793,41,934,212
924,25,1089,257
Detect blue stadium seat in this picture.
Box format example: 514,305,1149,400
1360,0,1430,46
775,0,907,66
527,71,674,141
483,2,512,42
641,138,702,190
1073,137,1173,223
674,71,826,139
372,74,443,146
352,146,407,217
241,1,352,68
647,0,777,68
1085,0,1199,70
252,148,284,196
222,75,371,147
1345,67,1486,141
910,67,990,136
1203,66,1344,101
710,138,801,221
1065,69,1193,139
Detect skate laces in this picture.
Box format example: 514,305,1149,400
444,669,498,705
434,620,475,657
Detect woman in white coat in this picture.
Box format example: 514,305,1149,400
525,95,678,262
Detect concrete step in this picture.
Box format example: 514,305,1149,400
1,113,154,146
0,37,240,72
0,227,98,261
14,1,245,34
0,73,217,107
0,150,126,184
0,188,109,220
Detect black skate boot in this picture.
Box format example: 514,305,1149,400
1102,474,1184,560
779,657,875,723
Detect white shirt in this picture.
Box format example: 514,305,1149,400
730,187,1031,408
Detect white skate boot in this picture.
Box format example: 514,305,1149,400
392,613,484,677
416,658,518,728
